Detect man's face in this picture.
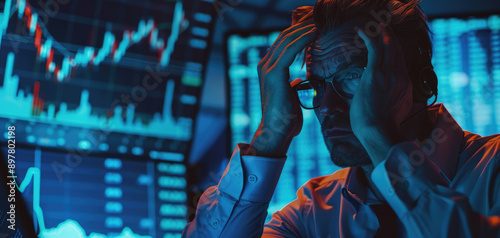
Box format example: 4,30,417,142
307,17,373,168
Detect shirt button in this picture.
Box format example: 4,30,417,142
248,174,258,183
388,188,395,195
212,219,220,228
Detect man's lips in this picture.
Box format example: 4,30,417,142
323,127,353,137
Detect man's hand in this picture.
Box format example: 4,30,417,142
350,23,412,166
245,20,317,158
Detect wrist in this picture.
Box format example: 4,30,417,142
244,125,293,158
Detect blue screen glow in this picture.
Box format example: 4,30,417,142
0,0,214,236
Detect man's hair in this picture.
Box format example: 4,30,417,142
292,0,433,95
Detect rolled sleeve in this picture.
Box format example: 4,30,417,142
371,141,450,217
368,141,500,238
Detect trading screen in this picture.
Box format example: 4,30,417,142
0,0,214,237
226,14,500,221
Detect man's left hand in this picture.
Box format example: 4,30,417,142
350,23,413,166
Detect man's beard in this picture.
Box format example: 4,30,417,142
321,118,372,168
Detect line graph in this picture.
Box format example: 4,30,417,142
0,0,214,156
12,148,152,238
0,52,192,141
0,0,185,82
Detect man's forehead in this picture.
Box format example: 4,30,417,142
306,17,370,79
314,17,369,45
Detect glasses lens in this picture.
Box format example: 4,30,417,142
296,81,324,109
331,68,364,99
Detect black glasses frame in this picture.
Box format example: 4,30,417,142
294,67,366,109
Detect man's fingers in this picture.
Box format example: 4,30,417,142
380,24,403,70
357,26,394,93
267,24,315,66
357,28,382,71
261,20,314,65
272,27,317,69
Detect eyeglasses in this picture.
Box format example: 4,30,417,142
294,67,366,109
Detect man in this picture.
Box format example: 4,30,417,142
183,0,500,237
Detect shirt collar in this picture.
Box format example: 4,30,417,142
342,103,464,207
342,167,383,210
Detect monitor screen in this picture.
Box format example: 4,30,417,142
430,14,500,135
0,0,214,236
226,13,500,221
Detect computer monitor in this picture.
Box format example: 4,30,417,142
226,13,500,221
0,0,214,237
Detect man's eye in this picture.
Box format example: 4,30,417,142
346,72,361,80
335,68,364,82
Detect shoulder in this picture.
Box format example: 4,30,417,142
296,168,350,200
463,131,500,147
461,131,500,160
457,131,500,183
457,132,500,212
265,169,351,237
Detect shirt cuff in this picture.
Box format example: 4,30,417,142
240,153,286,202
218,143,286,202
371,141,450,217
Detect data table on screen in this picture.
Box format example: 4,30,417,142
6,147,188,237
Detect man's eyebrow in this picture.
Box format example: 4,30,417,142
335,61,352,73
334,55,367,73
306,49,367,81
307,60,360,81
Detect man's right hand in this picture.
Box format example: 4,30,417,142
245,20,317,158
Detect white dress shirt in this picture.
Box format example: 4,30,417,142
183,104,500,237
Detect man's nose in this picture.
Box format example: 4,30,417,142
318,83,349,116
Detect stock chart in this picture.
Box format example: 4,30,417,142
0,0,214,237
226,14,500,221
